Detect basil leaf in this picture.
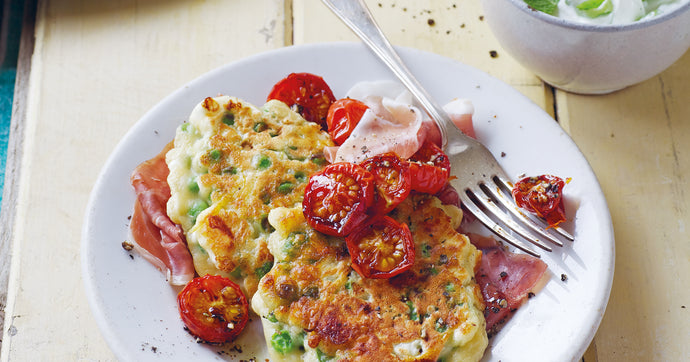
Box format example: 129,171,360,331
577,0,613,17
524,0,559,15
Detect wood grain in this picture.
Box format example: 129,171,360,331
557,49,690,362
294,0,555,115
0,0,287,359
1,0,688,360
0,0,36,350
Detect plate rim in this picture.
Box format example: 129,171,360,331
81,41,615,361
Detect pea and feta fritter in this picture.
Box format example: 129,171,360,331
166,96,333,296
252,194,488,362
166,94,489,361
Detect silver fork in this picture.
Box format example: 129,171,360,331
321,0,574,257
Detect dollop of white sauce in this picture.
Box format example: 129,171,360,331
554,0,688,25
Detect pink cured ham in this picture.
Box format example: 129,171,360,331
444,98,476,139
468,233,547,336
324,81,477,164
325,96,428,164
130,200,195,285
435,183,462,208
131,143,184,242
424,98,477,146
130,143,194,285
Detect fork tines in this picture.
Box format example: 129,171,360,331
459,175,574,257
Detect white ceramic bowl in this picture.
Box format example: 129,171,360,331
481,0,690,94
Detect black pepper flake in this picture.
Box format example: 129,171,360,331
561,273,568,282
528,292,535,299
122,241,134,251
479,15,485,20
499,271,508,279
501,152,506,157
489,50,499,58
428,18,436,26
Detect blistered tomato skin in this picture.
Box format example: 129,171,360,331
408,141,451,194
177,275,249,343
345,215,415,279
267,72,336,129
360,153,412,215
302,162,375,237
326,98,369,145
512,175,567,228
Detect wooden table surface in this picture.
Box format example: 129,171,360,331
1,0,688,360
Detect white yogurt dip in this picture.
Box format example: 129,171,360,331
530,0,689,24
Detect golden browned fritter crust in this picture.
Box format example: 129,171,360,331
253,194,488,361
166,96,333,296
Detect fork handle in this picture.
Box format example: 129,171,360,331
320,0,456,148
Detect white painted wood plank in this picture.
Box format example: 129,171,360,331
4,0,688,360
557,50,690,362
293,0,554,114
0,0,287,359
0,0,36,349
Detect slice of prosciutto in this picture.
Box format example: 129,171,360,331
468,233,548,336
129,142,194,285
325,88,427,163
324,81,476,164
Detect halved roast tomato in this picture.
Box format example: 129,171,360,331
177,274,249,343
345,216,415,279
302,162,375,236
512,175,566,228
267,72,336,129
408,141,451,194
326,98,369,145
360,153,412,215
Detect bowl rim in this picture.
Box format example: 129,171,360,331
503,0,690,32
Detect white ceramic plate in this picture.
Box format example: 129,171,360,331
82,42,614,362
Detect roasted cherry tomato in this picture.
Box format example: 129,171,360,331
512,175,566,228
177,274,249,343
326,98,369,145
346,216,415,279
267,72,336,129
303,162,375,236
360,153,412,215
408,141,451,194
